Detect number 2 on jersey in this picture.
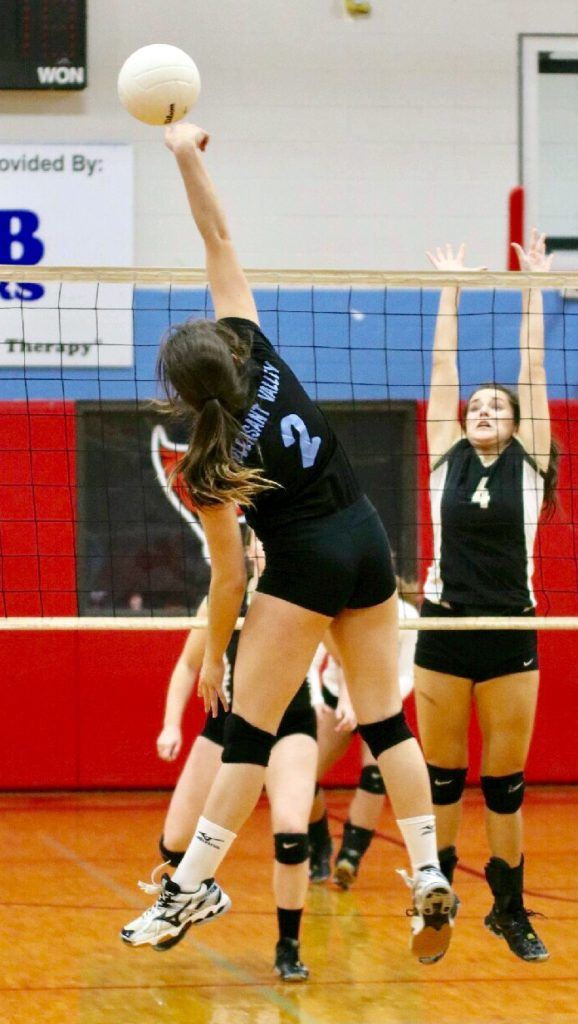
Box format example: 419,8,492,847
471,476,491,509
280,414,321,469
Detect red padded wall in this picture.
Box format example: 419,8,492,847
0,401,77,616
1,400,577,789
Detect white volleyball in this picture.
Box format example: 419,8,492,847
117,44,201,126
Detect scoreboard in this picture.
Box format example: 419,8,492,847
0,0,86,90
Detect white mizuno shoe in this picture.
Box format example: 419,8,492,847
398,864,457,964
120,872,231,951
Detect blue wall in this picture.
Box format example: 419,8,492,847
2,287,577,402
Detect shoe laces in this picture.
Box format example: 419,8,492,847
507,906,546,935
397,865,449,915
137,860,171,896
397,868,418,916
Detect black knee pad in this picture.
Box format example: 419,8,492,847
159,834,184,867
480,772,525,814
274,832,309,865
427,764,468,806
358,764,386,795
358,712,413,760
222,712,276,766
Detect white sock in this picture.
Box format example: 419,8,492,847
172,816,237,891
396,815,440,874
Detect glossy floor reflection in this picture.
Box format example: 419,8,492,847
1,788,576,1023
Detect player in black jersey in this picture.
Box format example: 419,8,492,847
415,232,557,962
148,537,317,981
121,122,456,965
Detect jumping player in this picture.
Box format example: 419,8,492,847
120,122,456,965
414,233,557,962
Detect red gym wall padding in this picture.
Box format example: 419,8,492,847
1,399,577,789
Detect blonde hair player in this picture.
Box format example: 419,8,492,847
414,232,557,962
149,534,316,980
120,122,456,965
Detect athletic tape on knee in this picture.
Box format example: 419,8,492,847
480,772,525,814
222,712,276,766
427,764,468,806
358,764,386,795
274,832,309,865
358,712,413,760
159,834,185,867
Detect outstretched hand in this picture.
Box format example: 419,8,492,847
511,228,554,272
426,243,487,273
164,122,210,154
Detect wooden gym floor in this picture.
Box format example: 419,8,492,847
0,787,576,1024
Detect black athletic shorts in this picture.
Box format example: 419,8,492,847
414,600,538,683
257,495,396,617
200,681,316,746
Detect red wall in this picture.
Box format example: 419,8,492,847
1,400,578,789
0,402,77,616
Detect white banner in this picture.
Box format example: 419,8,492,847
0,144,134,367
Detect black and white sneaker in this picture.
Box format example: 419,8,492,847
120,873,231,950
399,864,457,964
485,905,549,962
274,938,309,981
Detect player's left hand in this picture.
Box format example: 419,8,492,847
198,655,228,716
512,228,554,272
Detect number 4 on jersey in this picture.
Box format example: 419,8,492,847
471,476,491,509
280,414,321,469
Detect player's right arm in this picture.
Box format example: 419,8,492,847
164,122,259,324
156,599,208,761
426,246,462,466
425,244,486,467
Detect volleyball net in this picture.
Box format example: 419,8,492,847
2,265,578,631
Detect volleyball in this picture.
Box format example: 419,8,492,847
117,44,201,126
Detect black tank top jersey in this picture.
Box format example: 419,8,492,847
424,437,545,610
220,317,360,536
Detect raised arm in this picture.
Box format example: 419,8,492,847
196,504,247,716
156,601,208,761
512,229,552,472
425,244,486,467
165,123,259,324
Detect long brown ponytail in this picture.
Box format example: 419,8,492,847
156,319,278,508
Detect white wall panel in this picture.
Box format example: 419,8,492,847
0,0,577,269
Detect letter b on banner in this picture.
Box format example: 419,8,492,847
0,210,45,264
